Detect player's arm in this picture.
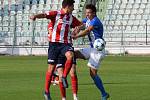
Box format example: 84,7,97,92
75,17,89,31
72,24,84,36
30,11,57,21
71,16,84,38
30,13,47,21
71,16,85,30
73,25,94,39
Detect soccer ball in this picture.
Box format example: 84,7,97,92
93,38,106,51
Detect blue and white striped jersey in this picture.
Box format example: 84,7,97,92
82,16,104,47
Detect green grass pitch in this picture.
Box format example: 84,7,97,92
0,55,150,100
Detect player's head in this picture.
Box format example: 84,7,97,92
85,4,97,20
62,0,75,13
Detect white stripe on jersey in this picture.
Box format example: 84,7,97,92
86,19,90,27
59,15,67,43
86,19,95,43
60,14,73,43
52,11,61,42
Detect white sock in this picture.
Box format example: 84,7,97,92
73,94,78,100
62,97,66,100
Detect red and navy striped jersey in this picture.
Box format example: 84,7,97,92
45,9,81,43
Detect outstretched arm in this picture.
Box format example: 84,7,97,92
72,26,94,39
30,13,47,21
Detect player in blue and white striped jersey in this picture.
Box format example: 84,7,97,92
72,4,109,100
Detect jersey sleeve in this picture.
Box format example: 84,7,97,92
90,18,103,29
89,19,96,27
82,18,87,23
71,16,82,28
45,11,57,19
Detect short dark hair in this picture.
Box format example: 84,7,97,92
85,4,97,13
62,0,75,8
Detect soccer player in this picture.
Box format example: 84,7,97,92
30,0,82,100
72,4,110,100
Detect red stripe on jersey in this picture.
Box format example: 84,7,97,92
47,11,57,41
48,19,56,41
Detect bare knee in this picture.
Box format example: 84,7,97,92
47,64,55,72
65,51,74,60
57,67,64,82
90,68,97,77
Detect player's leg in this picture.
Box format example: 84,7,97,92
68,48,90,100
51,67,59,85
57,67,66,100
88,49,109,100
61,44,74,88
57,54,68,100
54,52,78,100
71,48,91,97
63,50,74,78
44,42,59,100
90,68,109,99
74,50,86,59
44,64,55,100
70,64,78,100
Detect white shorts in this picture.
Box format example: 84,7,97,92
79,48,105,69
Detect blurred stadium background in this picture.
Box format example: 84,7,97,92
0,0,150,55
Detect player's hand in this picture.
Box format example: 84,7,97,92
72,34,77,40
73,27,80,34
72,32,79,40
30,15,36,21
72,27,80,40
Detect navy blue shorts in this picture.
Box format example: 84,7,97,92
56,53,77,68
47,42,74,65
56,54,66,68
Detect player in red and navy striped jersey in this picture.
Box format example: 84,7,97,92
30,0,82,100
